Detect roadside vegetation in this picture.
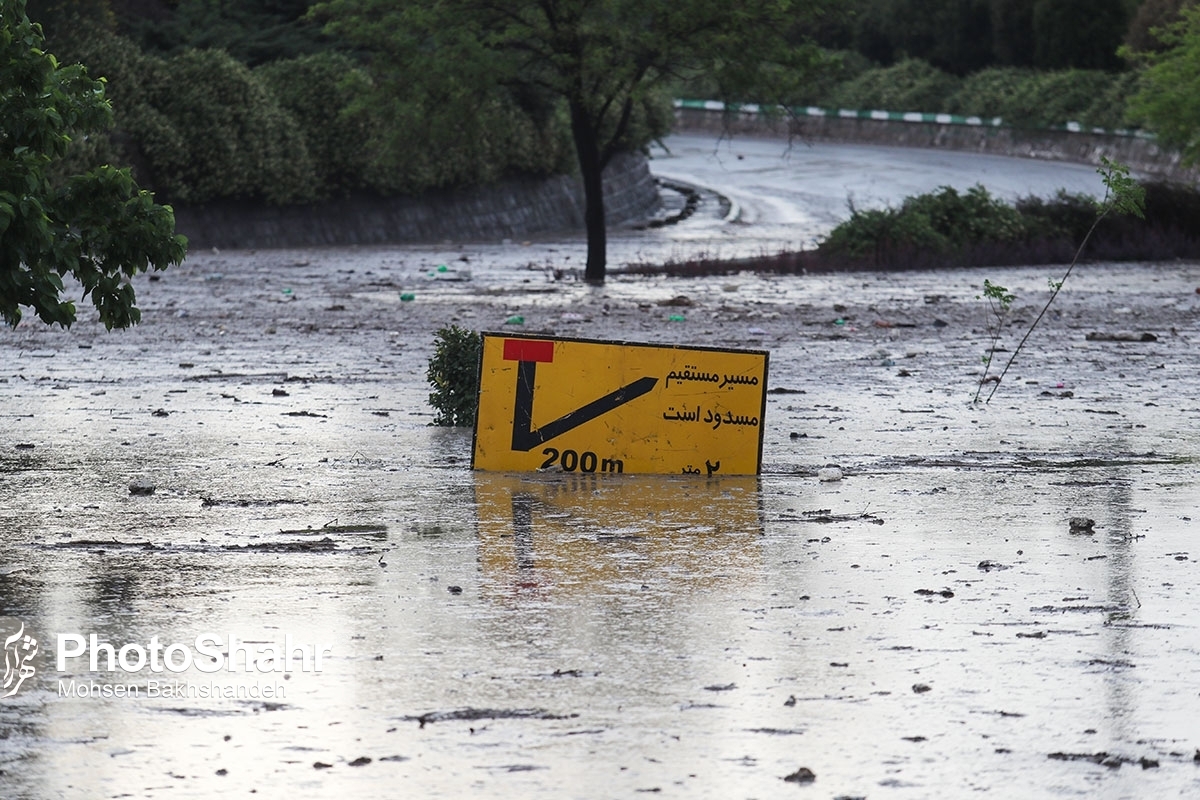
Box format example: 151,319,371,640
621,177,1200,276
427,326,482,428
9,0,1200,328
24,0,1200,213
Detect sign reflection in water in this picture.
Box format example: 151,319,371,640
473,472,765,600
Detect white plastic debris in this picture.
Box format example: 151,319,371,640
817,466,844,482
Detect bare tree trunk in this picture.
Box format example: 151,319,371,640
570,100,607,284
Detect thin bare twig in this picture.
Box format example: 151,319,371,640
981,158,1145,404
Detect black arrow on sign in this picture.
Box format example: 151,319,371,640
511,360,657,452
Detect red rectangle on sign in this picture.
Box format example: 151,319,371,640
503,338,554,362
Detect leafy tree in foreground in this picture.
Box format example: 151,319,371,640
311,0,832,283
1,0,186,329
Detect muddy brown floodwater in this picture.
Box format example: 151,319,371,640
2,138,1200,799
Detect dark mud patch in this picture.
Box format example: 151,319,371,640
200,497,306,508
1083,657,1136,670
1031,604,1127,614
45,539,160,550
406,708,579,728
1048,752,1160,769
183,371,290,383
1085,331,1159,342
150,707,248,718
780,509,885,525
533,669,598,678
223,537,373,553
41,537,375,554
149,701,289,717
782,766,817,784
277,524,387,536
182,371,337,384
0,449,70,473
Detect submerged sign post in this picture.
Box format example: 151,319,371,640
471,334,768,475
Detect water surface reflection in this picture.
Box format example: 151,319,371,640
474,472,764,600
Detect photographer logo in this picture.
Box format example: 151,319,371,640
1,617,39,699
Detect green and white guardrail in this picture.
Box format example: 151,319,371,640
674,99,1153,140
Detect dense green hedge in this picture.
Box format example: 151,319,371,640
827,59,964,116
56,29,583,205
817,58,1140,130
947,68,1138,129
51,25,1147,209
34,0,1169,211
814,181,1200,270
155,49,317,204
255,52,376,198
818,185,1029,262
62,31,318,204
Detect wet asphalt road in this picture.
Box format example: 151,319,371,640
644,132,1109,255
1,134,1198,799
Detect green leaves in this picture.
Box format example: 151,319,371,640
1098,156,1145,220
310,0,833,280
150,47,317,205
1124,4,1200,164
304,0,578,195
0,0,186,329
981,279,1015,312
427,326,482,427
830,58,962,113
818,184,1027,263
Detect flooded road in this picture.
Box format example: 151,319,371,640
645,132,1110,255
2,136,1199,799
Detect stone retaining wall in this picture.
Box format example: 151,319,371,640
674,107,1200,185
173,150,661,250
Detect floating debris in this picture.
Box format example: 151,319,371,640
1069,517,1096,534
408,708,578,728
782,767,816,783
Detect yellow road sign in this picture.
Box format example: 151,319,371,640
471,334,768,475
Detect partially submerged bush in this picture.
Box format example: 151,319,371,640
427,326,482,427
817,185,1028,266
812,178,1200,271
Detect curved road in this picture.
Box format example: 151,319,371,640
617,132,1111,264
